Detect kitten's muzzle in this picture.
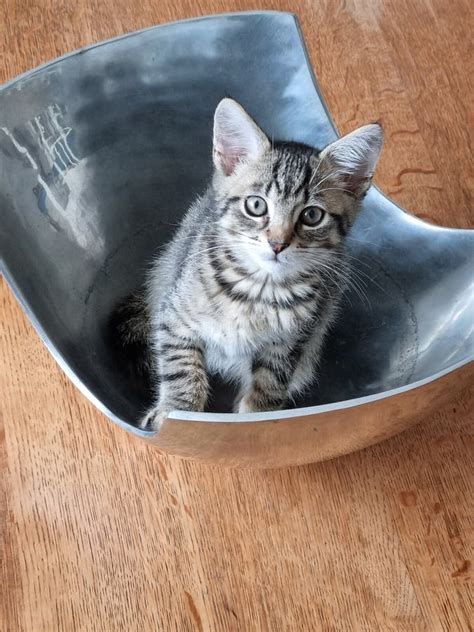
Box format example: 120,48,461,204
268,240,290,255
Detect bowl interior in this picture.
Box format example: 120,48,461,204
1,13,472,425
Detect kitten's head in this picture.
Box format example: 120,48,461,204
211,98,383,279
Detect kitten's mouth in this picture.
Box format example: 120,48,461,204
242,244,292,277
262,252,281,263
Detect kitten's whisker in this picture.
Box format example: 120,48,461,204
336,252,372,267
313,170,339,192
304,255,372,308
307,261,364,308
179,245,229,265
337,255,386,293
225,227,259,241
299,249,373,277
269,134,275,180
321,268,370,308
153,234,201,245
345,236,382,248
308,155,324,188
315,186,354,196
158,220,183,228
336,273,371,308
312,268,357,308
224,228,260,245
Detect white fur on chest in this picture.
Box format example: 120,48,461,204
196,300,278,381
198,311,261,378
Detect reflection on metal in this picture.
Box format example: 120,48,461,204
1,125,64,221
0,12,472,467
32,104,80,177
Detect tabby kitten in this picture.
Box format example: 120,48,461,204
126,98,383,430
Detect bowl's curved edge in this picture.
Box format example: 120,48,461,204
0,10,294,91
1,11,473,450
1,267,152,439
150,360,474,468
166,358,473,424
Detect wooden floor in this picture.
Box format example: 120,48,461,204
1,1,473,630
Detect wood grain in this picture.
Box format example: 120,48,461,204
1,1,473,630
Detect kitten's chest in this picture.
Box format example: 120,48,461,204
200,305,270,352
201,311,268,378
199,288,314,353
191,269,319,370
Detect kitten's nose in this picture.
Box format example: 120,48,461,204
268,240,290,255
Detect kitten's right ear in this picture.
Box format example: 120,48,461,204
213,99,270,176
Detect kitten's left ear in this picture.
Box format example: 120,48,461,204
319,124,383,196
213,98,270,176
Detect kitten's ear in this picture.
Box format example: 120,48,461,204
213,98,270,176
319,124,383,196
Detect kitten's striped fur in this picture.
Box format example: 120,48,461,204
125,99,383,429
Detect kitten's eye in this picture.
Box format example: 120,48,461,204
244,196,268,217
299,206,325,227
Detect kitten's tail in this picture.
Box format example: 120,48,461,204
108,290,154,379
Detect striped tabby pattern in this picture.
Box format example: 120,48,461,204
132,99,383,429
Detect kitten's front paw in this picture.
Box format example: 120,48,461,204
236,395,285,414
236,398,256,414
139,406,170,431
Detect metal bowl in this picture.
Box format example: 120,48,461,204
1,12,472,467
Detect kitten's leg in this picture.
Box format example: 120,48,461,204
140,325,208,431
235,343,297,414
288,331,325,397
